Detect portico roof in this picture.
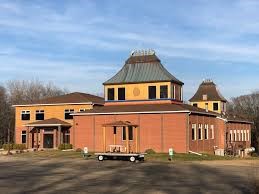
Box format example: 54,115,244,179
24,118,71,127
102,121,138,127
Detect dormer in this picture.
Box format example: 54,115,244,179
103,50,184,105
189,79,227,114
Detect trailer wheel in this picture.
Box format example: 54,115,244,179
129,156,136,162
98,155,104,161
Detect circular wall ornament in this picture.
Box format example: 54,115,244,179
133,87,140,96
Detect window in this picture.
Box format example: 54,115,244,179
204,124,208,139
148,86,156,99
230,130,232,141
233,130,236,141
79,108,87,112
171,85,175,99
193,103,198,107
107,88,115,101
247,130,249,141
65,109,74,120
241,130,244,141
160,85,168,99
122,126,133,141
21,131,26,144
205,103,208,111
203,94,207,100
198,124,202,140
118,88,125,100
211,125,214,139
21,110,30,120
191,124,197,140
237,130,240,141
36,110,44,120
113,127,116,135
226,132,228,142
213,103,219,111
63,130,70,144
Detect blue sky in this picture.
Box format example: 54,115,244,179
0,0,259,100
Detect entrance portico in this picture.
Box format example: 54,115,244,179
24,118,71,149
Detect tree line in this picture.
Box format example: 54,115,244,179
228,91,259,153
0,80,67,145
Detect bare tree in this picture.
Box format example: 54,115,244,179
7,79,68,105
0,80,68,146
228,91,259,153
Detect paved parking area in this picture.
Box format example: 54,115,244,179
0,156,258,194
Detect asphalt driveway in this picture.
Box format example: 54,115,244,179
0,156,258,194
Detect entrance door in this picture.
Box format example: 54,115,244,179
43,134,54,148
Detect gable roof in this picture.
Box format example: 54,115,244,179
189,80,227,102
103,50,184,85
25,118,71,127
72,103,217,116
13,92,104,107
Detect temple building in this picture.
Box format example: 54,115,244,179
72,50,252,155
14,50,253,155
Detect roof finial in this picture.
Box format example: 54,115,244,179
131,49,155,56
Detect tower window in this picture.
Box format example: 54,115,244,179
107,88,115,101
203,94,207,101
118,88,125,100
213,103,219,111
160,85,168,99
193,103,198,107
148,86,156,99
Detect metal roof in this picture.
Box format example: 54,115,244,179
103,51,183,85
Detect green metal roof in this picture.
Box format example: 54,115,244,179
103,52,184,85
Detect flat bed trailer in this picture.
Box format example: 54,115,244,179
95,152,145,162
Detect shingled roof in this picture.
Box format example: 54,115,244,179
103,50,184,85
189,80,227,102
72,103,217,116
14,92,104,106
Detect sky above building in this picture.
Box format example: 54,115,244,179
0,0,259,100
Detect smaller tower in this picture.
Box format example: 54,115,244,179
189,79,227,114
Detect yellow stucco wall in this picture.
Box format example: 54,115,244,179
104,82,172,101
15,104,93,128
190,101,226,114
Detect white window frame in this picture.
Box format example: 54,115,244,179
64,109,74,119
21,110,30,120
237,130,240,141
211,125,214,139
204,124,209,140
21,130,27,144
241,130,243,141
191,124,197,140
234,130,237,141
247,130,249,141
198,124,203,140
79,108,87,112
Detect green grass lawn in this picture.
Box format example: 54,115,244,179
11,150,259,162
